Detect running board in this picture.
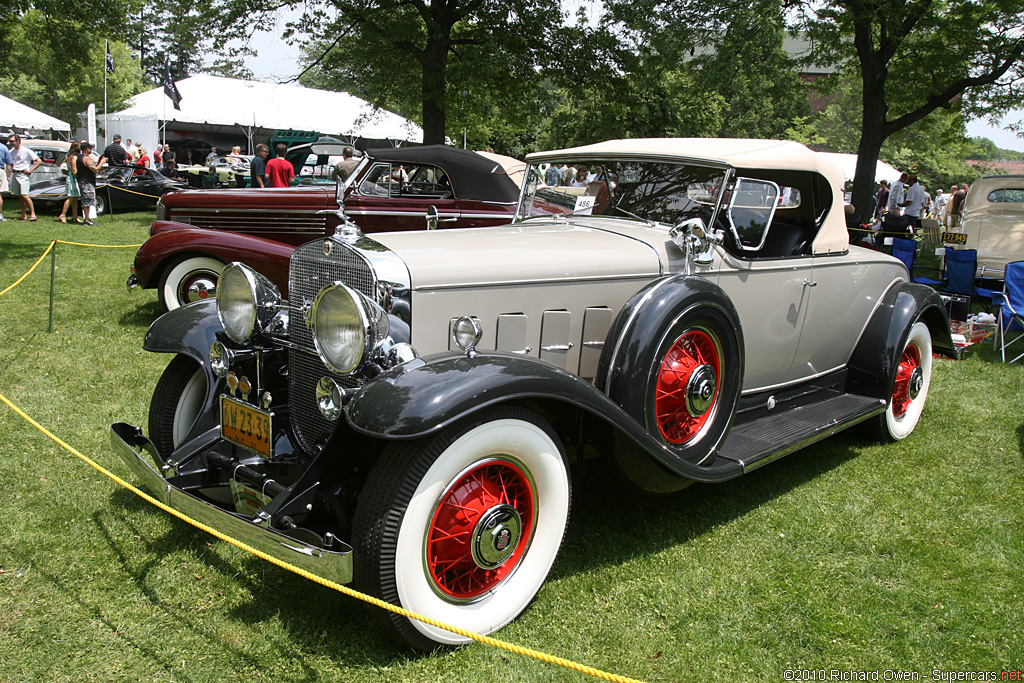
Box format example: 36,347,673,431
718,394,886,473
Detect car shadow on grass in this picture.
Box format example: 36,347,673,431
99,431,867,666
0,239,60,269
119,300,164,330
105,487,414,666
552,432,865,581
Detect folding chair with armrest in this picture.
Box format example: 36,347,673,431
943,248,1002,312
890,237,941,287
997,260,1024,363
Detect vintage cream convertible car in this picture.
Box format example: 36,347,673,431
112,138,954,649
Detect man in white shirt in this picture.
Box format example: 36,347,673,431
9,134,41,220
887,172,908,215
903,174,927,228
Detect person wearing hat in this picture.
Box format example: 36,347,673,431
76,141,105,225
103,134,129,166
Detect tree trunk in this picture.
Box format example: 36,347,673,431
421,37,450,145
852,96,889,222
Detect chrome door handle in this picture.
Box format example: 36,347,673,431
802,279,817,287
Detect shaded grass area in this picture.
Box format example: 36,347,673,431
0,215,1021,682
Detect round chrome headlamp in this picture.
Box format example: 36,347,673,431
216,263,281,343
311,283,390,375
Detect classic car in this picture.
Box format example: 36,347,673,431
178,155,254,188
28,166,188,215
20,138,71,187
112,138,955,650
128,145,551,311
957,174,1024,278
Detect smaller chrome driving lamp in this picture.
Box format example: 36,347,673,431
316,377,347,421
452,316,483,358
209,341,257,378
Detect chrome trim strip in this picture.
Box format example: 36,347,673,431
111,423,352,585
173,208,328,215
417,273,656,292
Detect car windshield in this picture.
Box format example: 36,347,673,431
516,157,729,226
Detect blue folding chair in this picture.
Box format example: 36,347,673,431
891,238,941,287
996,260,1024,363
943,248,1002,310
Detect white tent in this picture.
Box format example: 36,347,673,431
0,93,70,134
819,152,902,184
103,74,422,154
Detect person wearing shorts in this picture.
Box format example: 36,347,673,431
0,137,12,221
76,141,104,226
9,134,41,220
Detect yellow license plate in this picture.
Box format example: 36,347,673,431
220,395,272,458
942,232,968,245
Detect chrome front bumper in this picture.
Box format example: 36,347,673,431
110,423,353,585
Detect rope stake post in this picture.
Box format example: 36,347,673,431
48,241,57,333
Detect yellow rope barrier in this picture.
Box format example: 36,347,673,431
0,240,56,297
0,389,649,683
0,240,141,298
55,239,142,249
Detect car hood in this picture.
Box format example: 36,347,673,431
161,185,336,209
371,220,665,289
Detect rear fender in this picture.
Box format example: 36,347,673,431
847,282,956,398
344,352,743,484
133,228,295,295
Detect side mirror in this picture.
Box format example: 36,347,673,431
425,205,457,230
670,217,720,271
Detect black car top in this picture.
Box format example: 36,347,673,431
364,146,521,204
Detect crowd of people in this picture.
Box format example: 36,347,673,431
871,171,972,231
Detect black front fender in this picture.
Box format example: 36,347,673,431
143,299,224,364
344,351,743,483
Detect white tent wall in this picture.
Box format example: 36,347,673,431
97,114,159,155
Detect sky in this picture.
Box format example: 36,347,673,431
237,12,1024,154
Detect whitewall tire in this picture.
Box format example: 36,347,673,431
148,355,208,457
159,256,224,311
353,406,570,650
878,321,932,441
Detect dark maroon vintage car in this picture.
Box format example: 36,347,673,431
129,146,553,310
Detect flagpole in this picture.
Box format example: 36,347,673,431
103,40,108,145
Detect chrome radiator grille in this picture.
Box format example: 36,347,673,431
172,210,326,235
287,239,377,453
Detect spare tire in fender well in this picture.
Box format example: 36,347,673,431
597,274,745,475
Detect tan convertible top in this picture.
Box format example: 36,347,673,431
526,138,850,254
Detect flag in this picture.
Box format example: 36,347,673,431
105,40,114,73
163,63,183,111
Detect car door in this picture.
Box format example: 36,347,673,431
346,161,462,232
717,253,813,391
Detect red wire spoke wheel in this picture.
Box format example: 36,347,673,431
891,342,922,419
876,321,932,441
426,459,535,600
352,406,570,649
654,328,722,444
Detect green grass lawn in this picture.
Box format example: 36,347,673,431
0,211,1021,682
